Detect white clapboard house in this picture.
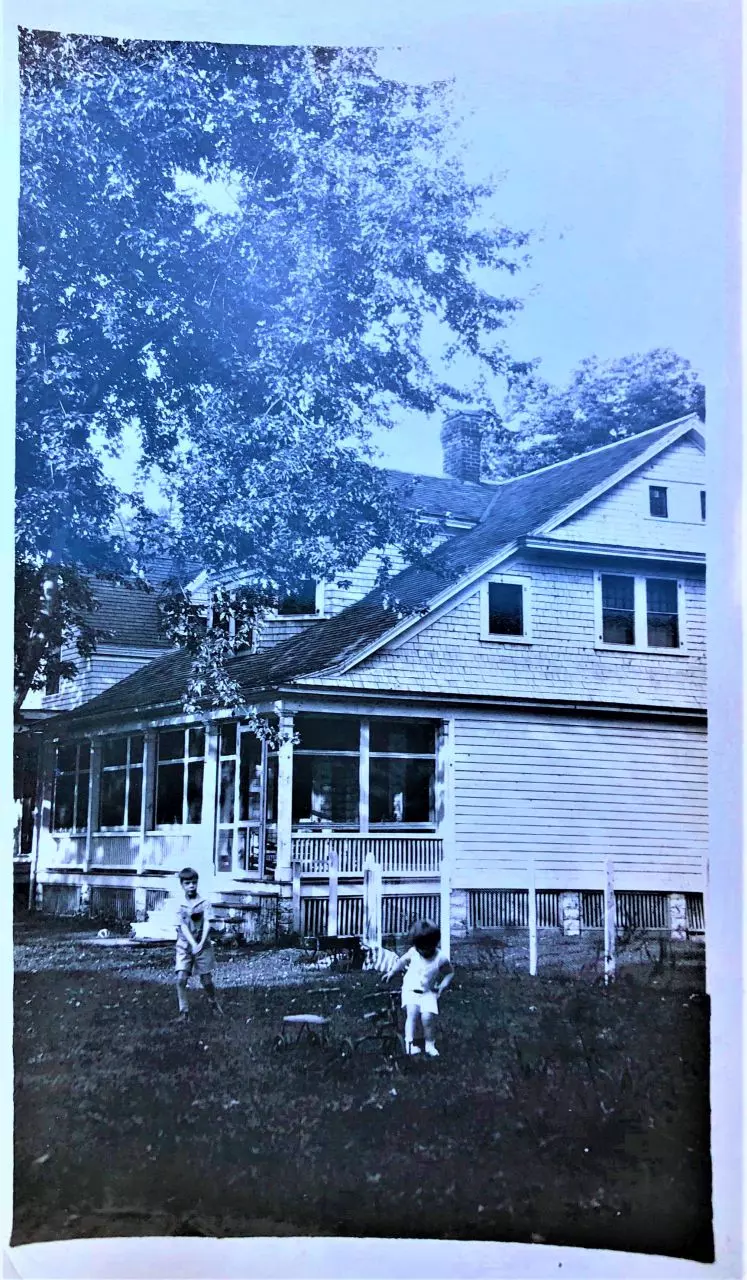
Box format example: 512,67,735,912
30,411,707,944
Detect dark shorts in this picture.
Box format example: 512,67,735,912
175,941,215,976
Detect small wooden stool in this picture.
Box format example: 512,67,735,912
277,1013,331,1049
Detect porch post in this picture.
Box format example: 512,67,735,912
363,850,382,948
527,851,537,976
604,857,616,985
327,842,339,937
30,740,54,911
137,729,156,874
135,729,156,919
437,718,455,960
274,710,294,884
84,739,102,873
195,722,219,883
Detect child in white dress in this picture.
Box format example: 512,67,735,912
386,920,454,1056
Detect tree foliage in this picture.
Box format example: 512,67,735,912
16,32,531,711
483,348,705,479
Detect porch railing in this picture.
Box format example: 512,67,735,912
292,833,443,877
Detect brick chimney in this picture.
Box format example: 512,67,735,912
440,410,484,483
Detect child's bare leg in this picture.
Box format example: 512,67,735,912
200,974,223,1013
404,1004,422,1053
422,1012,439,1056
176,973,189,1015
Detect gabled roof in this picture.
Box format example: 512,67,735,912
81,472,495,643
53,415,702,728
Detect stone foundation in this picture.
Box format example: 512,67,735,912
559,891,581,937
669,892,688,941
450,889,469,939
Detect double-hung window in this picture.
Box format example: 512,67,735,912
99,734,144,829
52,742,90,833
480,575,532,643
155,726,205,826
596,572,685,651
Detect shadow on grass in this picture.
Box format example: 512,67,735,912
13,934,712,1261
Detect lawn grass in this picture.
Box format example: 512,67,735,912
13,924,712,1259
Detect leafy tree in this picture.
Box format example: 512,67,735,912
16,32,531,712
483,349,705,479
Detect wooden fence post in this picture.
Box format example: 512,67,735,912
327,841,339,937
363,851,382,947
291,858,302,936
528,851,538,976
604,857,616,985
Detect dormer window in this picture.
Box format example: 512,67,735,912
278,579,319,616
649,486,668,518
207,603,252,653
480,575,532,643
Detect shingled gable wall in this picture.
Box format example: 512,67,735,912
312,552,706,708
550,436,706,550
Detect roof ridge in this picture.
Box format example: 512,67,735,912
478,415,700,522
486,414,699,490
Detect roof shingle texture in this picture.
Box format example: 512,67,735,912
56,419,698,727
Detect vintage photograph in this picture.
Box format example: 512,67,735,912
12,3,730,1266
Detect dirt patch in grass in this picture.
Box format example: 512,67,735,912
13,926,712,1260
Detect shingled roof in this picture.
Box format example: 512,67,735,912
81,471,494,647
54,416,702,728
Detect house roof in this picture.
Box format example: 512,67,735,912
82,473,494,645
380,468,495,522
54,415,702,730
87,580,172,650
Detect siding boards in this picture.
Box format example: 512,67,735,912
553,439,706,551
452,711,706,891
43,651,163,712
334,559,706,709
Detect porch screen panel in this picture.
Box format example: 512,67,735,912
369,719,436,826
52,743,90,833
292,715,360,828
216,725,264,875
156,727,205,826
99,734,144,829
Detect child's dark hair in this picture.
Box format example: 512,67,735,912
410,919,441,951
179,866,199,883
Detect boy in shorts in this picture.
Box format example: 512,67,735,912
386,919,453,1056
174,867,222,1020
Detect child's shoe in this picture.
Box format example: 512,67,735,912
424,1043,439,1057
405,1041,422,1055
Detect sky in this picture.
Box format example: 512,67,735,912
368,2,733,474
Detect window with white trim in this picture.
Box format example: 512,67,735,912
277,579,320,616
155,725,205,826
480,575,532,642
649,485,668,518
595,572,685,651
99,734,144,830
52,742,91,833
